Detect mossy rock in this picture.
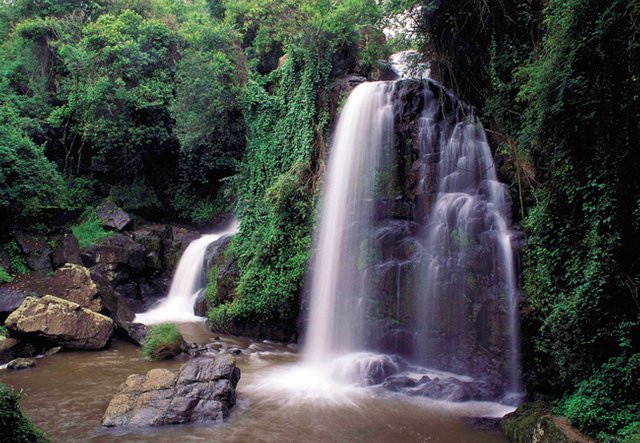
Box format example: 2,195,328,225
141,323,186,361
502,402,593,443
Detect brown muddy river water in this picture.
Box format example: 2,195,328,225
1,323,509,442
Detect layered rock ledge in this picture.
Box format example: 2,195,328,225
101,355,240,428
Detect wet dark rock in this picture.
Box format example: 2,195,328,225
382,375,420,392
193,291,207,317
5,295,114,350
0,336,40,364
52,233,82,268
215,256,239,306
461,417,501,430
101,355,241,428
118,322,147,346
96,200,132,231
82,234,146,272
13,233,52,273
390,375,501,402
7,357,36,370
44,346,62,356
227,348,242,356
0,337,21,364
132,224,172,270
0,274,52,316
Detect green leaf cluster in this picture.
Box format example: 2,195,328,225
0,384,49,443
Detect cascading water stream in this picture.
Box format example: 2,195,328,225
135,221,238,325
305,82,394,363
414,109,523,398
260,58,522,409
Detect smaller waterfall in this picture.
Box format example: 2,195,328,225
135,221,238,325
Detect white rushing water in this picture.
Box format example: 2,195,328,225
290,62,521,407
134,221,238,325
305,81,394,362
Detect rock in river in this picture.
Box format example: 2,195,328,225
102,355,240,427
7,357,36,370
4,295,114,350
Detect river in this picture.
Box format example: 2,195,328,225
1,323,509,442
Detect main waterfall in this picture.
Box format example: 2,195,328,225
303,75,523,403
305,82,394,362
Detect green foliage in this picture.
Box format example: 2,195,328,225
0,326,9,337
0,265,11,284
0,89,66,228
52,9,178,184
141,323,184,361
3,241,29,275
209,47,329,330
71,211,112,249
0,384,49,443
560,354,640,441
170,18,245,196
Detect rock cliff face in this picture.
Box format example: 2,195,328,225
102,355,241,427
358,79,517,387
5,295,114,350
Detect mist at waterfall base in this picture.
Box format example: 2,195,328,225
134,221,238,325
251,74,523,414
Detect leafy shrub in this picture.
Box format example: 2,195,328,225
0,326,9,337
561,354,640,441
0,265,12,284
3,241,29,275
141,323,185,361
71,211,112,249
0,384,49,443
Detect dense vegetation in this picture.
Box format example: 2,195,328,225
0,0,246,233
0,384,49,443
420,0,639,440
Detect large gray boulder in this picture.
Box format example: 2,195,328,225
102,355,240,428
96,200,132,231
4,295,114,350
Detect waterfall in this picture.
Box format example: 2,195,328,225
303,73,523,402
414,106,523,396
135,221,238,325
305,82,394,362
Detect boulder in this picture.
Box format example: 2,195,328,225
102,355,241,428
96,200,132,231
0,337,23,364
0,274,52,316
50,264,103,312
4,295,114,350
81,234,146,272
132,224,172,271
118,321,148,345
52,233,82,268
13,233,52,273
7,357,36,370
502,402,595,443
